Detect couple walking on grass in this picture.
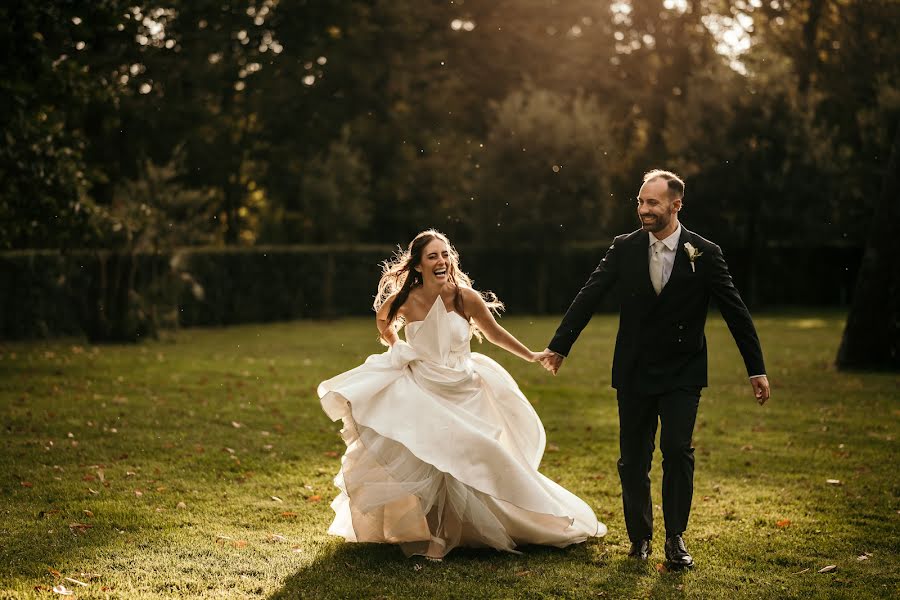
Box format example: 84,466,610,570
318,169,770,569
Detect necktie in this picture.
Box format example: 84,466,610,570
650,240,665,295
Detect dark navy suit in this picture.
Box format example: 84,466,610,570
549,225,765,541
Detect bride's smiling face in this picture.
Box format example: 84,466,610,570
416,239,452,286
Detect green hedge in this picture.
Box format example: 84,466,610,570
0,243,862,340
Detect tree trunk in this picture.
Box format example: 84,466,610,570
835,123,900,370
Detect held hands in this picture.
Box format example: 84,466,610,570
535,348,564,375
751,375,771,405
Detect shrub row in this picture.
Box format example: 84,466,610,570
0,243,862,340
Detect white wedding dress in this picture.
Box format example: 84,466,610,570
318,296,606,559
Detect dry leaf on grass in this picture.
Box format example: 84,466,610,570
20,481,33,488
515,570,531,576
64,577,88,587
82,510,94,518
324,451,339,458
280,511,298,518
176,502,187,509
826,479,842,486
269,534,288,543
69,522,92,534
307,495,322,503
655,563,668,574
818,565,837,573
857,555,869,561
775,519,791,528
48,568,62,578
792,568,810,575
271,495,284,503
52,585,74,595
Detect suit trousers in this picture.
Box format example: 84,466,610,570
616,387,700,542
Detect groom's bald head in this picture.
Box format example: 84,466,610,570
643,169,685,201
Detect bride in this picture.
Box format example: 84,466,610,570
318,229,606,559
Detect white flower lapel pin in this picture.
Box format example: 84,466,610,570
683,242,703,272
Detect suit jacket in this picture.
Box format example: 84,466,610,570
548,226,766,394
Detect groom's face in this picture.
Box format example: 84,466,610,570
637,178,681,234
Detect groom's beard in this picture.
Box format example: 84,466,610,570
640,212,672,233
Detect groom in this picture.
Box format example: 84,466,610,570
539,169,770,568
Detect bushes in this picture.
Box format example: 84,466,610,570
0,243,862,340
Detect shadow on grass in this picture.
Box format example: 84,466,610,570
268,537,653,599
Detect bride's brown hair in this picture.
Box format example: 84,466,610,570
374,229,503,343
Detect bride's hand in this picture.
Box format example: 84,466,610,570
531,349,551,364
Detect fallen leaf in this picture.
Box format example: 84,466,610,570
291,546,303,553
547,444,560,452
20,481,33,488
269,534,288,543
233,540,247,549
52,584,74,595
515,570,531,576
307,495,322,503
134,490,143,497
215,535,233,543
818,565,837,573
775,519,791,528
271,496,283,503
324,451,339,458
88,488,100,495
48,568,62,578
231,421,243,428
64,577,88,587
826,479,842,486
69,522,92,533
792,568,810,575
655,563,669,574
857,555,869,561
280,511,298,518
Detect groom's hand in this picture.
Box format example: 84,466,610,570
751,375,770,405
539,348,565,375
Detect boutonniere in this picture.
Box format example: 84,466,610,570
683,242,703,272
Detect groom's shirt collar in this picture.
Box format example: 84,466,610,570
649,222,682,251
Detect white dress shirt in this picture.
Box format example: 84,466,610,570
648,223,682,290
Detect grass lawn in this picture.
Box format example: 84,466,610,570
1,311,898,599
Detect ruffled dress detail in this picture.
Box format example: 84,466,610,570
318,297,606,558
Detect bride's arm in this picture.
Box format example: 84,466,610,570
376,294,401,346
463,288,538,362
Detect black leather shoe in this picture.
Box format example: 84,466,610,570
664,535,694,569
628,537,651,560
